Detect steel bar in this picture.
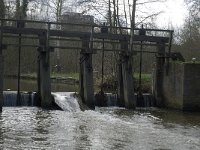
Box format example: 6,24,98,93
4,43,160,53
16,32,21,106
0,18,173,33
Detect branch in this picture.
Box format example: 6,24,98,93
137,0,166,5
136,11,164,26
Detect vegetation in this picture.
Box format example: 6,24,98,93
1,0,199,93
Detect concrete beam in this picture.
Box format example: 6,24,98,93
117,56,125,107
38,32,52,108
118,40,136,109
154,42,166,107
1,26,169,44
38,49,52,108
79,58,84,102
1,26,46,35
121,53,136,109
79,38,95,109
0,30,3,112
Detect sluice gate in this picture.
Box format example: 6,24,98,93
0,18,173,111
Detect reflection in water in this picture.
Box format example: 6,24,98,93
0,107,199,149
4,78,78,92
32,110,51,149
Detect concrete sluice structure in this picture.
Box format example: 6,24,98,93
3,91,37,107
2,91,155,111
0,18,174,111
153,62,200,111
95,93,155,108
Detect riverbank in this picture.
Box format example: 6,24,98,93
4,73,79,85
4,72,152,93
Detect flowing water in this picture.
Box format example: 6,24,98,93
1,78,200,150
0,106,200,150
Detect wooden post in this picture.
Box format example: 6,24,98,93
79,37,95,109
38,31,52,108
154,42,165,106
119,39,136,109
0,27,3,112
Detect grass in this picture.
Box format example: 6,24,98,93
134,73,152,83
51,72,79,80
133,73,152,93
11,72,80,80
7,72,152,92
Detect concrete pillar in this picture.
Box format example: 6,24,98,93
0,29,3,112
117,53,125,107
118,39,136,109
35,50,41,105
38,32,52,108
79,56,84,102
154,42,165,106
79,37,95,109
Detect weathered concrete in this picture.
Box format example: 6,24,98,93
38,32,52,108
0,30,3,112
117,39,136,109
182,63,200,110
38,50,52,107
79,37,95,109
0,55,3,112
157,62,200,111
153,42,165,107
117,59,125,107
161,63,184,109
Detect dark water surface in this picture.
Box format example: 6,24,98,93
0,107,200,150
4,78,78,92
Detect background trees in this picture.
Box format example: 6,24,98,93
173,0,200,61
1,0,199,76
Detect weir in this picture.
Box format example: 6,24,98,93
0,18,173,111
3,91,36,107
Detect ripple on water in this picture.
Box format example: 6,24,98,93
0,107,200,150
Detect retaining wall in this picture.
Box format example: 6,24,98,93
157,62,200,111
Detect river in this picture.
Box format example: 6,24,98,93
1,78,200,149
4,78,79,92
0,107,200,150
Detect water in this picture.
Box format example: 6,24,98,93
3,91,35,106
4,78,78,92
0,107,200,150
1,78,200,149
52,92,80,112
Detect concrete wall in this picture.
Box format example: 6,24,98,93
183,64,200,110
160,62,200,111
162,63,184,109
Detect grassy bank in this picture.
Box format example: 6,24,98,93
5,72,152,93
134,73,152,93
5,72,79,80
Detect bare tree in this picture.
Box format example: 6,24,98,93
0,0,5,19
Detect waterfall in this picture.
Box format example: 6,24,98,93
52,92,80,112
136,93,155,107
3,91,35,106
106,93,118,106
95,93,156,107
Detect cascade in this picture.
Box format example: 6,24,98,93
106,93,118,106
3,91,35,106
136,93,156,107
52,92,80,112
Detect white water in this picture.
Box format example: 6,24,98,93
1,107,200,150
3,91,35,106
52,92,81,112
